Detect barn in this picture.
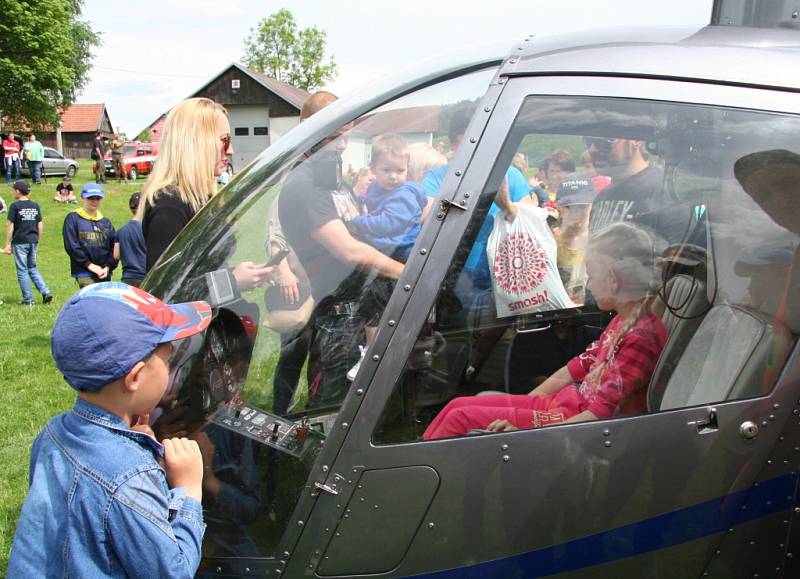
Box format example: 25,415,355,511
40,104,114,159
144,63,309,171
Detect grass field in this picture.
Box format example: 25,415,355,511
0,162,141,573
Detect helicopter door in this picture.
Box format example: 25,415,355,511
286,78,800,578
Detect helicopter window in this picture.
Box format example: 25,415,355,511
141,67,497,559
373,95,800,444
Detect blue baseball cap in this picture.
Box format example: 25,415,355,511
80,183,105,199
52,282,212,392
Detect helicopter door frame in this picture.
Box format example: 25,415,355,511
285,77,800,578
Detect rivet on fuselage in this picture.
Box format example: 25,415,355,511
502,455,511,462
356,389,364,396
604,440,612,447
501,444,509,451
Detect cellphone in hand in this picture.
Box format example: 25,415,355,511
266,248,290,267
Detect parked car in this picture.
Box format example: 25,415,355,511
20,147,78,178
104,142,159,180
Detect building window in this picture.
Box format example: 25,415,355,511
234,127,249,136
254,126,269,136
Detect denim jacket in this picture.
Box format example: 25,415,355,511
8,398,205,578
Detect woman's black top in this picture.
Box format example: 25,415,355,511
142,188,195,271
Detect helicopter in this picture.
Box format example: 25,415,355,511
143,1,800,576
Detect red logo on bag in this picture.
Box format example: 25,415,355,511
493,232,548,295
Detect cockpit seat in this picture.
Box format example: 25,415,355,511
647,274,710,411
655,304,792,411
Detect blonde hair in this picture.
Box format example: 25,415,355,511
584,222,659,385
370,133,409,167
588,222,658,303
407,142,447,181
139,98,227,217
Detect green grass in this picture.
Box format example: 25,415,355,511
0,162,141,573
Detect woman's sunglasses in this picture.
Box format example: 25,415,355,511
220,133,232,151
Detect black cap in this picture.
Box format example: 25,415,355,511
12,180,29,195
556,172,596,206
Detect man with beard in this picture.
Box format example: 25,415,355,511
585,137,664,234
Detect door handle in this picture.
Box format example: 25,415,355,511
688,407,718,434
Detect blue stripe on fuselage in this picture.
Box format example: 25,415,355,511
407,474,797,578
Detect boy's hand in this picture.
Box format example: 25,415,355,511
131,413,155,438
2,245,10,254
163,437,203,501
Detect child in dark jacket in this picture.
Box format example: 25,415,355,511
62,183,118,287
347,134,427,380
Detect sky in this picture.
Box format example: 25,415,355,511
80,0,714,137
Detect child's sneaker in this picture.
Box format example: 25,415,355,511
347,345,366,381
42,293,53,304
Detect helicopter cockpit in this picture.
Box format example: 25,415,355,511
141,37,800,574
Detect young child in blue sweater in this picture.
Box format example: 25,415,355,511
348,133,427,379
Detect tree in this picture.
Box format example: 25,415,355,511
243,8,336,92
135,127,151,142
0,0,100,128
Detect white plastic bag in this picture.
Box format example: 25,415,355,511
487,204,575,318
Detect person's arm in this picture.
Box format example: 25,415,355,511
494,177,517,222
105,223,119,269
312,219,403,280
107,468,204,577
351,193,419,239
37,221,43,242
5,221,13,253
62,214,96,272
584,329,664,420
528,365,574,396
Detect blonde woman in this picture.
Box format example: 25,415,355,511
139,97,233,271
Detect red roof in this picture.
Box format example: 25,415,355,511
60,104,107,133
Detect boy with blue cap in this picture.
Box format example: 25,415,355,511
8,282,212,577
62,183,118,287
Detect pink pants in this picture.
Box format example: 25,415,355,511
422,389,586,440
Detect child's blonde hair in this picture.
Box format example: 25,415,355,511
589,222,659,303
370,133,409,167
138,98,227,218
585,222,660,385
407,143,447,181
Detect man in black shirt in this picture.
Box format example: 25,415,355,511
278,127,404,408
4,180,53,305
586,137,690,247
92,131,107,184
